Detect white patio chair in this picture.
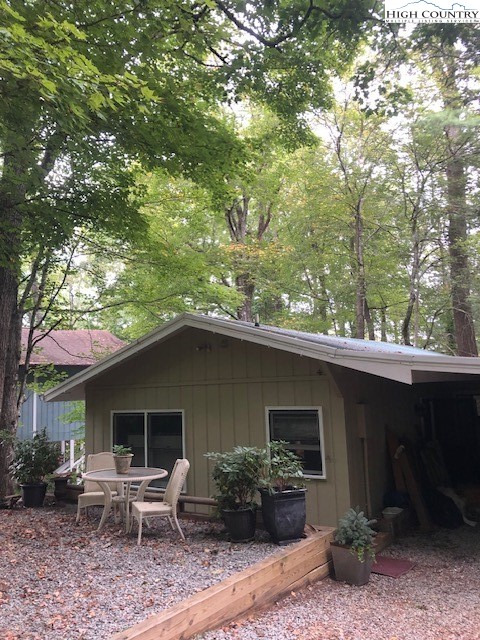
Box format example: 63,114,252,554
130,459,190,545
76,452,121,526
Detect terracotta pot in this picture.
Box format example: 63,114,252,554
114,454,133,474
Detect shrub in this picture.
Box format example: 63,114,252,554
11,428,60,485
334,506,377,561
112,444,132,455
205,446,265,511
259,440,305,493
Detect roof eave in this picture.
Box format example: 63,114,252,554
44,313,480,401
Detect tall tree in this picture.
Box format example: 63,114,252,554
361,24,480,354
412,25,480,356
0,0,376,496
223,110,291,322
320,99,395,339
95,171,242,338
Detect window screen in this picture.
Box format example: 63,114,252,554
268,409,324,477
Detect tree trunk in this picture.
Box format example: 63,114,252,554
364,300,375,341
235,274,255,322
445,125,477,356
0,272,21,498
354,201,367,339
380,308,387,342
225,192,273,324
436,41,478,357
0,136,28,498
402,219,420,347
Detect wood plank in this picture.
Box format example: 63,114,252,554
122,547,329,639
110,528,334,640
386,430,432,531
398,447,432,531
386,429,407,492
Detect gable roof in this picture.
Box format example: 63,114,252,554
44,313,480,401
21,329,126,367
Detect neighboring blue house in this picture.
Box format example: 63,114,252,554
19,329,125,444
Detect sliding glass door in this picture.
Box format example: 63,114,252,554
112,411,184,487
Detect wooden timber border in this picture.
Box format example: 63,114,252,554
111,526,335,640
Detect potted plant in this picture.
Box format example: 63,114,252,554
53,472,72,501
112,444,133,474
258,440,307,545
205,446,265,542
11,428,60,507
330,506,377,585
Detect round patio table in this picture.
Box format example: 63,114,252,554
82,467,168,532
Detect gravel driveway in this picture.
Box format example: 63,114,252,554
197,524,480,640
1,502,479,640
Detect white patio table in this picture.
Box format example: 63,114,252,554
82,466,168,532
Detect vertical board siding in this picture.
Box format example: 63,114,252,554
218,384,235,453
181,385,194,480
17,391,34,440
192,385,209,500
327,363,419,518
293,379,313,406
85,333,350,526
276,381,295,407
247,383,264,447
205,385,221,454
233,338,248,379
217,338,233,380
233,383,248,445
275,349,294,377
18,389,83,441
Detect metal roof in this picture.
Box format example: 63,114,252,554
234,321,445,356
44,313,480,402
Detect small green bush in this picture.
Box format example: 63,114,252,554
112,444,132,455
205,446,265,511
259,440,305,493
334,506,377,561
11,428,60,485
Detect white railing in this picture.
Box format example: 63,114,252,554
54,440,85,482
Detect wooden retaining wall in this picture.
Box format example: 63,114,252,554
111,526,335,640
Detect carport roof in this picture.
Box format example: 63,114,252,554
44,313,480,401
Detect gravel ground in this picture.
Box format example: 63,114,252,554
197,524,480,640
0,501,278,640
1,502,479,640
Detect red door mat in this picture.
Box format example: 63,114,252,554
372,556,415,578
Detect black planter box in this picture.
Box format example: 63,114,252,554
21,483,47,508
260,488,306,545
221,507,257,542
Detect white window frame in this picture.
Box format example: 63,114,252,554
265,406,326,480
110,409,186,490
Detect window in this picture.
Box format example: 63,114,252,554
112,411,184,488
267,408,325,478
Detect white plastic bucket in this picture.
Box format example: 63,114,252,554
382,507,403,519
